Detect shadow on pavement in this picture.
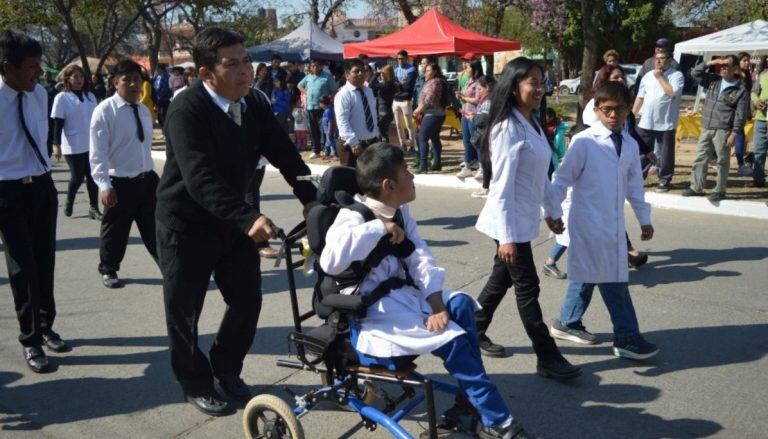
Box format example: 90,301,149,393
631,246,768,287
418,215,477,230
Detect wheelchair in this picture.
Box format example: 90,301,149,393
242,167,482,439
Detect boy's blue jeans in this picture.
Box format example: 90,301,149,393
354,294,510,428
558,281,640,343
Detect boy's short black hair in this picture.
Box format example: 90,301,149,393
0,29,42,76
319,94,331,106
357,143,406,197
271,53,282,61
344,58,365,73
192,27,245,71
594,81,631,107
397,49,408,58
112,59,143,78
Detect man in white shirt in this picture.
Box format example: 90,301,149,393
90,59,158,289
632,49,685,192
334,58,379,167
0,30,69,373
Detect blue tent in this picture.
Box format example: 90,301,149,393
247,22,343,62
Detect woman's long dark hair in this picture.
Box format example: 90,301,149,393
470,60,484,81
478,57,544,165
584,64,624,102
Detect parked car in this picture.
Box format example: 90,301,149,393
444,71,458,86
559,76,581,95
620,63,642,89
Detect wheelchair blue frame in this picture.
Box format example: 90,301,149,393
267,222,473,439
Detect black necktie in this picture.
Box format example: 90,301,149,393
17,92,48,171
129,103,145,142
356,88,375,132
610,132,622,157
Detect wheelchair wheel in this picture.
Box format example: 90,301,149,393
243,394,304,439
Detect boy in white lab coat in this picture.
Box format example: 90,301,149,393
319,143,533,439
544,82,660,360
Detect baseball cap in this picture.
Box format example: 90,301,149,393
460,52,476,61
655,38,670,48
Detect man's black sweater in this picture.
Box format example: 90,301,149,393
156,80,315,235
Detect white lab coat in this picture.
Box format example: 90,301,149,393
545,123,651,283
319,197,478,357
552,189,572,247
50,91,98,155
476,109,554,244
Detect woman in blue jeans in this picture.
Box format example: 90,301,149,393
413,62,448,173
457,60,484,177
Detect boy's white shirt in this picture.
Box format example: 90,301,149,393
545,122,652,284
319,195,478,357
476,108,556,244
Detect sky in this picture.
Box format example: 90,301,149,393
272,1,371,26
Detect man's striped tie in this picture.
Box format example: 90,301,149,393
356,88,375,132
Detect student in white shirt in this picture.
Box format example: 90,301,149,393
473,58,581,380
90,60,158,289
334,58,379,167
632,49,684,192
0,30,69,373
546,82,659,360
51,64,101,220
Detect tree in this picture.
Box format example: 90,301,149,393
672,0,768,28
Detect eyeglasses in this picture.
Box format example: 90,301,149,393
596,105,628,116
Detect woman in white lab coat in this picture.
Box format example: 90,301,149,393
51,65,101,219
473,57,581,379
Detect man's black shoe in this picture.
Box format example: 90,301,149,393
628,253,648,268
42,330,71,352
655,182,670,192
88,206,103,221
102,272,123,289
185,391,233,416
23,346,50,373
479,419,539,438
536,357,581,380
479,335,507,358
216,374,251,403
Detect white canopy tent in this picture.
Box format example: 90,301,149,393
673,20,768,111
674,19,768,61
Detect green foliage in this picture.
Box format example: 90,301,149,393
499,7,550,54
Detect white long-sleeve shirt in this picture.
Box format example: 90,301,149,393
0,79,50,179
51,91,98,155
334,82,379,147
319,196,477,357
89,93,154,190
476,109,556,244
545,122,651,283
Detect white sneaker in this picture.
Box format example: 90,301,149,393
738,165,753,176
456,167,473,178
308,152,319,159
648,165,659,176
474,168,483,180
471,188,489,198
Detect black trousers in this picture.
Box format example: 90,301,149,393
245,167,266,214
307,109,325,153
635,127,675,184
157,221,263,395
156,100,170,126
98,171,159,274
64,152,98,207
475,242,562,362
0,173,58,347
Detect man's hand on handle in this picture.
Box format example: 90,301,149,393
248,215,277,243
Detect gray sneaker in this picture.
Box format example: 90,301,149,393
550,319,598,345
542,263,567,279
479,419,538,439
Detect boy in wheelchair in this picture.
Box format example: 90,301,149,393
316,143,533,439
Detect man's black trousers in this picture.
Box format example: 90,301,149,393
0,173,58,347
98,171,159,274
157,221,263,396
474,241,562,362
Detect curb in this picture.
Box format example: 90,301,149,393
150,151,768,221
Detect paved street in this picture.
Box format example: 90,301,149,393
1,164,767,439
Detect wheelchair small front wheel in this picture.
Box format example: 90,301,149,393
243,394,304,439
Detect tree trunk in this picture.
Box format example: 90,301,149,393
53,0,92,79
394,0,418,24
579,0,598,108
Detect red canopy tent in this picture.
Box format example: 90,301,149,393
343,9,520,58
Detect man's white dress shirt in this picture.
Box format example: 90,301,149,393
0,78,50,180
334,82,379,147
636,68,685,131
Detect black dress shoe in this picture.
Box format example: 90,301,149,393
42,330,71,353
102,272,123,289
628,253,648,268
479,335,507,358
88,206,103,221
63,200,73,217
185,391,233,416
536,357,581,380
216,374,251,403
23,346,50,373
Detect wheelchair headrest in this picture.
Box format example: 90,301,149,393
317,166,360,205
